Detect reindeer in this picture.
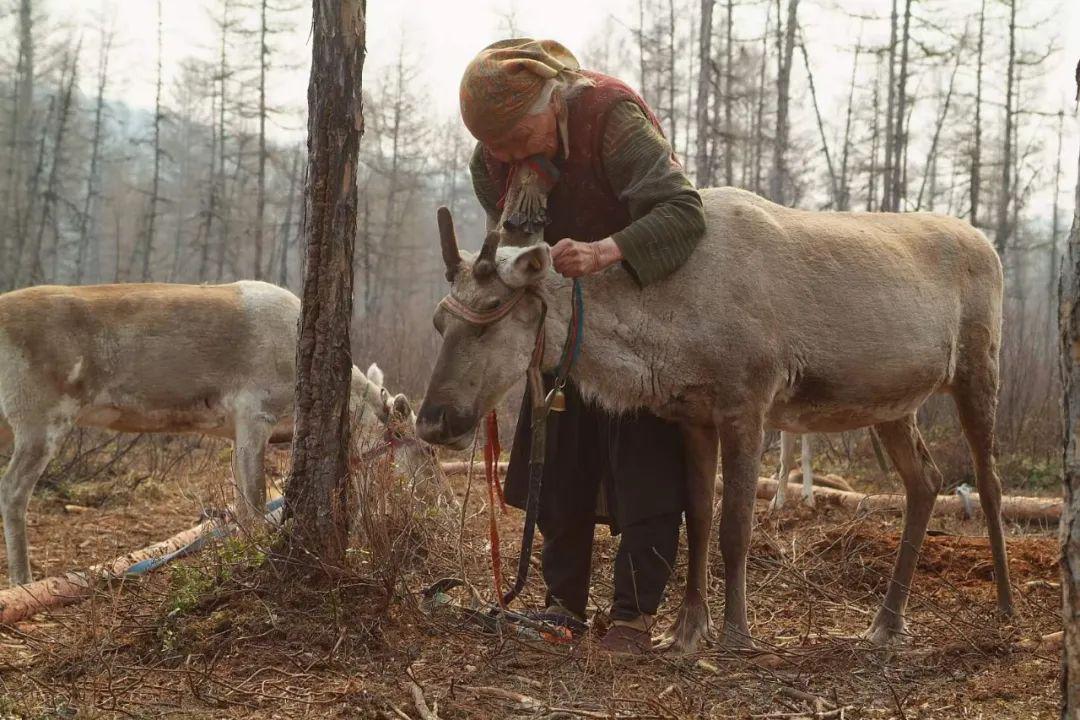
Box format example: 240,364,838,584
0,281,422,586
417,187,1014,653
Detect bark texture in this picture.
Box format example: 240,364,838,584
283,0,366,567
1061,99,1080,718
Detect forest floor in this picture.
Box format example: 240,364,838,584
0,437,1062,719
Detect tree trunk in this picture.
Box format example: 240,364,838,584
1052,109,1064,315
994,0,1016,257
255,0,269,280
1059,81,1080,717
768,0,798,206
694,0,713,186
667,0,677,151
970,0,985,226
752,4,770,196
867,56,881,212
723,0,734,186
637,0,648,99
278,145,303,288
283,0,366,568
214,0,232,281
198,82,219,283
24,47,78,287
141,3,164,282
76,26,112,285
890,0,912,212
881,0,898,211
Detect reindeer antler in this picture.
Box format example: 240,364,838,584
473,231,500,280
437,206,460,282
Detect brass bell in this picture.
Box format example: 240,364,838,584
545,387,567,412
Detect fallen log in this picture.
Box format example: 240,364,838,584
750,477,1060,523
440,463,1058,522
0,497,284,626
785,471,854,492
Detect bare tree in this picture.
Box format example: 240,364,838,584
694,0,713,185
881,0,897,212
969,0,986,225
76,21,113,285
283,0,366,566
21,42,79,287
139,0,165,282
722,0,734,186
254,0,270,280
993,0,1016,257
1059,71,1080,717
768,0,798,205
278,144,303,288
888,0,912,211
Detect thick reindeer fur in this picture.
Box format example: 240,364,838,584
420,187,1013,652
0,281,411,586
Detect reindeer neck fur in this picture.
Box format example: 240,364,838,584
536,267,683,416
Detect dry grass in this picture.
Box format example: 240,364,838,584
0,436,1062,719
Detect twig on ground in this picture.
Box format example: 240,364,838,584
409,679,440,720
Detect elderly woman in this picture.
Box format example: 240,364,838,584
460,39,705,653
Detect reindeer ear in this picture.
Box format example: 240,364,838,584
498,244,551,288
366,363,385,386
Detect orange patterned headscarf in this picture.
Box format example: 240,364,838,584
459,38,582,144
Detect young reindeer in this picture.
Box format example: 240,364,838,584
0,281,420,586
418,189,1014,653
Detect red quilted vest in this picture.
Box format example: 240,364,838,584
483,70,670,244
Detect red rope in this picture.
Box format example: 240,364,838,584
485,411,506,511
484,410,506,607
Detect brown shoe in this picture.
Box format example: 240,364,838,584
599,624,652,655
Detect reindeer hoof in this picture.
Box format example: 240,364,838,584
718,622,755,650
862,617,906,647
655,602,711,655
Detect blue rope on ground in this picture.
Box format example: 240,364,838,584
124,496,285,577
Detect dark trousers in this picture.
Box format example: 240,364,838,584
541,511,681,621
505,379,687,623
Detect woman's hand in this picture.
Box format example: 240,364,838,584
550,237,622,278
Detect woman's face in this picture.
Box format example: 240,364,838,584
484,101,558,163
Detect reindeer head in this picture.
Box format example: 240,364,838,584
417,207,552,448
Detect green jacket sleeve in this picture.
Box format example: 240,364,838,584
469,142,502,231
602,101,706,286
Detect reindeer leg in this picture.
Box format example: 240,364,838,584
953,370,1014,618
716,415,763,648
864,414,942,645
1,422,63,585
768,431,796,512
657,422,718,654
800,433,815,507
232,412,273,527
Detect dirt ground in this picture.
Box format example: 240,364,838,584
0,440,1063,719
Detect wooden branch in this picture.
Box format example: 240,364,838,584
408,680,440,720
0,515,223,625
746,477,1060,523
439,463,1059,522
